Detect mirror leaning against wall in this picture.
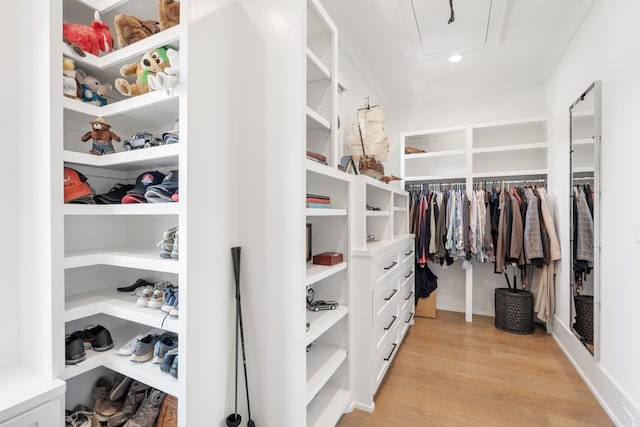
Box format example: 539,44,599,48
569,81,601,357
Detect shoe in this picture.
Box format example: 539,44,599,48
115,334,144,356
170,355,178,379
106,380,150,427
169,291,179,317
160,348,178,373
136,287,154,306
65,332,86,365
110,373,132,402
130,334,160,362
160,286,177,312
123,388,166,427
170,229,179,260
152,334,178,364
93,377,123,422
116,278,153,293
147,289,165,309
157,226,178,259
84,324,114,351
65,406,98,427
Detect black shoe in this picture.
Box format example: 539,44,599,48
84,324,114,351
65,332,86,365
117,278,153,293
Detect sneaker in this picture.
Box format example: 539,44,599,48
157,226,178,259
160,348,178,374
130,334,160,363
93,377,123,422
116,278,153,293
123,388,166,427
160,286,177,312
136,287,154,306
84,324,114,351
110,373,132,402
170,229,179,260
106,380,150,427
152,334,178,364
65,332,86,365
147,289,165,309
65,407,98,427
115,334,144,356
169,291,179,317
169,355,178,379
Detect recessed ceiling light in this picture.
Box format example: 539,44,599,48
449,54,462,63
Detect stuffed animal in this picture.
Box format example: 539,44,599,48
159,0,180,31
63,11,114,57
115,46,172,97
63,58,80,99
147,48,179,94
76,69,112,106
114,14,160,49
81,117,121,155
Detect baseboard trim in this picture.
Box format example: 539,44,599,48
351,401,375,413
552,314,639,426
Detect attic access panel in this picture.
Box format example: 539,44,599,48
401,0,507,60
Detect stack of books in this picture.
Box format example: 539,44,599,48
306,193,331,208
306,150,328,165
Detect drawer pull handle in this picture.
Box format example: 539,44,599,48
404,271,414,279
384,289,398,301
405,312,414,323
384,343,398,361
384,315,397,331
384,261,397,270
404,291,414,301
404,250,414,256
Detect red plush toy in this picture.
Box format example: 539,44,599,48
63,11,114,57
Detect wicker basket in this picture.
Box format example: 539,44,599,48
573,295,594,344
494,288,534,335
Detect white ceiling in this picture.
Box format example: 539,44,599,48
321,0,595,103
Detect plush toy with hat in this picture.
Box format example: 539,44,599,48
113,13,160,49
77,69,112,106
81,117,121,155
115,46,172,97
63,11,114,57
159,0,180,31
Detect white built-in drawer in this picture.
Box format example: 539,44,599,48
400,276,414,313
372,324,399,393
373,301,398,354
399,296,414,339
374,251,399,288
372,272,400,318
399,240,415,264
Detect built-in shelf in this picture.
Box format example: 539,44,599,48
305,208,347,217
62,89,179,119
65,288,179,333
572,138,594,146
573,166,595,174
63,144,179,172
305,262,347,286
74,0,130,13
305,159,351,182
393,207,407,212
404,149,466,158
404,174,466,183
64,248,180,273
63,203,179,216
306,344,347,405
306,107,331,130
471,169,548,179
305,306,348,346
472,142,547,153
65,25,181,70
365,210,389,217
306,384,350,427
306,48,330,82
61,323,179,396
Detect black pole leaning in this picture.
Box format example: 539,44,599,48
226,247,242,427
232,247,256,427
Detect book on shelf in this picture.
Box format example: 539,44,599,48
306,202,331,208
306,197,330,204
306,193,330,200
306,150,327,162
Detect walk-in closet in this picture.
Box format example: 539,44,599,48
1,0,639,426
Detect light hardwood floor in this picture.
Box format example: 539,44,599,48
338,310,613,427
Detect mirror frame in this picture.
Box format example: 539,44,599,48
569,80,601,358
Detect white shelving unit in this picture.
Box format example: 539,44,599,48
400,116,550,322
304,1,351,425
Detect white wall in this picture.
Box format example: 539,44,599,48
546,0,640,424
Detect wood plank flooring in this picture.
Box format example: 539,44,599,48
337,311,613,427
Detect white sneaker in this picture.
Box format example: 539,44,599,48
136,287,154,306
147,290,165,309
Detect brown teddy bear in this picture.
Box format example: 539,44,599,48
159,0,180,30
115,46,172,97
114,14,160,49
81,117,121,155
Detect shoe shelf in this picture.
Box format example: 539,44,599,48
66,289,179,334
63,203,179,216
65,25,181,71
63,144,179,172
64,248,180,274
305,261,347,287
306,343,347,405
305,305,348,346
62,323,179,396
73,0,131,13
306,382,350,427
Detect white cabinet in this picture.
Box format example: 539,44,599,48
349,175,413,412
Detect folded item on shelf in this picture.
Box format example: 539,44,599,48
405,145,426,154
306,197,330,204
145,170,179,203
122,171,166,204
306,202,331,208
306,150,327,162
64,167,94,203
